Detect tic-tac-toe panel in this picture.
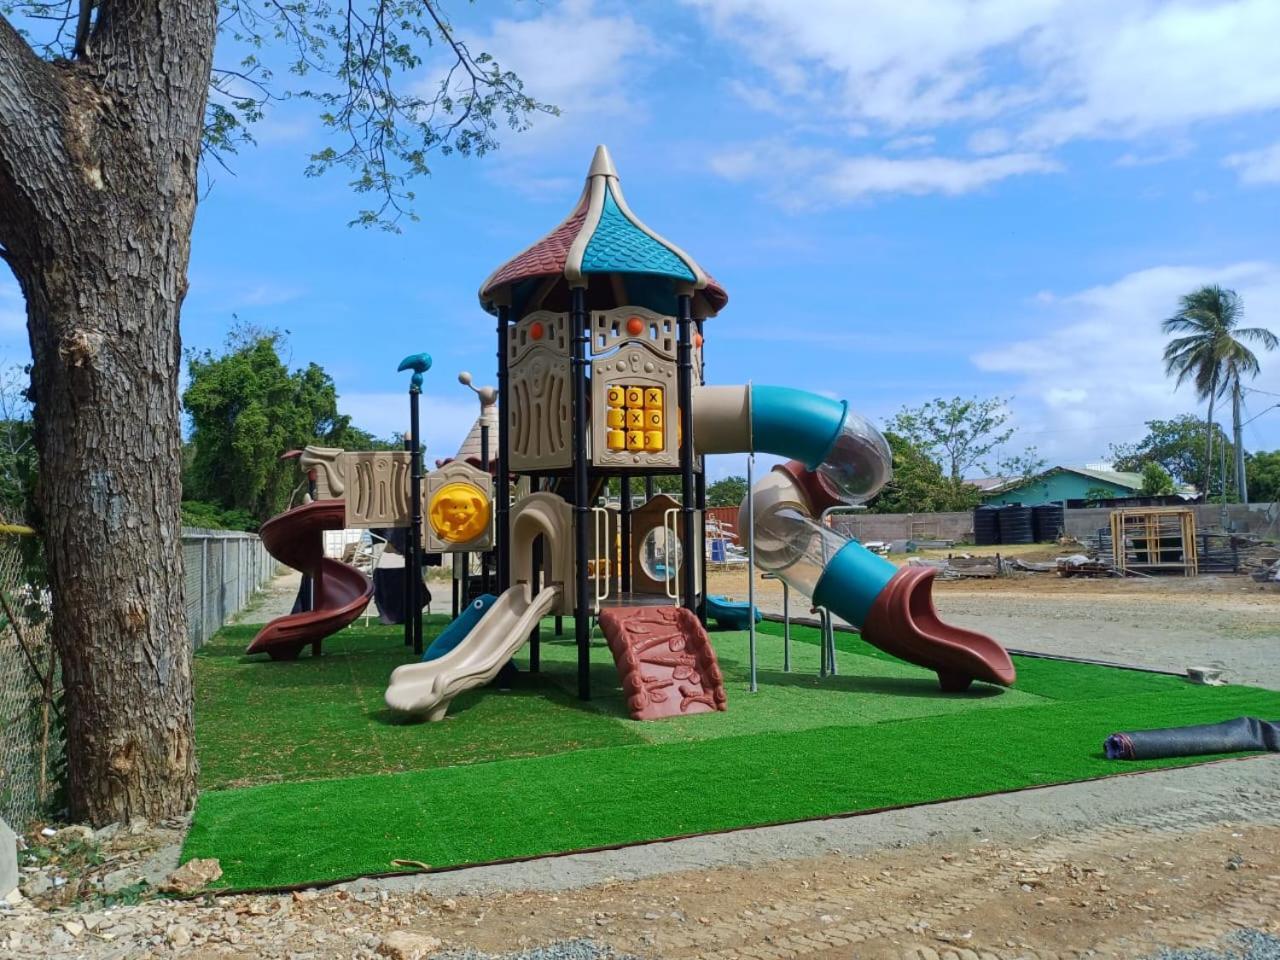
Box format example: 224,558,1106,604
590,330,679,468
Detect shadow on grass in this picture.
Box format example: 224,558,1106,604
750,668,1009,700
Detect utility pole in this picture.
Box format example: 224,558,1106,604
1234,379,1248,504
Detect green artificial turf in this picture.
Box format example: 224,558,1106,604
187,616,1280,890
194,620,644,789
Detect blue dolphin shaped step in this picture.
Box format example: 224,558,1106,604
423,594,498,661
705,594,762,631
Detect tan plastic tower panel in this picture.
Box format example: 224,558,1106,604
342,451,412,528
508,310,573,471
424,459,494,552
509,492,575,614
299,446,347,500
590,306,677,359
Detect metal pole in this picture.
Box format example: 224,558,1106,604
1234,380,1248,504
746,450,757,693
677,294,697,614
571,286,591,700
398,352,431,655
403,431,413,646
644,477,655,501
496,304,512,593
480,420,491,595
695,317,707,624
619,475,632,596
529,536,541,673
451,552,460,618
782,580,791,672
200,537,209,646
409,388,424,655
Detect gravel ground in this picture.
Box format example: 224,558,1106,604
708,569,1280,688
1155,930,1280,959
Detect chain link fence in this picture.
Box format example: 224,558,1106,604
0,527,279,827
181,529,278,649
0,528,57,829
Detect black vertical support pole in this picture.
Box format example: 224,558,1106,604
496,303,512,594
402,432,413,647
409,387,424,656
451,553,459,618
571,286,591,700
480,421,491,596
528,537,541,672
677,294,697,613
620,475,633,596
695,318,708,625
644,476,655,501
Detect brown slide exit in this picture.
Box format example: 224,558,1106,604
246,499,373,660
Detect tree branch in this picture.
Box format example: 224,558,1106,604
0,15,71,253
73,0,94,58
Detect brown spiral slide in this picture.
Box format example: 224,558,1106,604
246,499,373,660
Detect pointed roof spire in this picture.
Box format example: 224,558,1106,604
586,143,618,180
478,146,727,317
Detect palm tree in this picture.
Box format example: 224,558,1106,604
1161,285,1277,499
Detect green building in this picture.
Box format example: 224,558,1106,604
978,466,1193,507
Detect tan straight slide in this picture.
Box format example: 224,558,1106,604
384,583,561,720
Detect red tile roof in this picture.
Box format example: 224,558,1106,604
481,196,589,298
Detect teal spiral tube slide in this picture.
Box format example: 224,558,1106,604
693,385,1015,691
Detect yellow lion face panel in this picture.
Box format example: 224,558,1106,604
428,482,491,544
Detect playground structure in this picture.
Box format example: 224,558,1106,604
251,145,1016,718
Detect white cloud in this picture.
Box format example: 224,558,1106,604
885,134,936,152
685,0,1280,150
971,261,1280,463
467,0,655,146
710,140,1059,205
967,128,1012,155
1224,141,1280,185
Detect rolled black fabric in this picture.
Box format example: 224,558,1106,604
1105,717,1280,760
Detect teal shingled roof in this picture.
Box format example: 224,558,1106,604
580,187,695,281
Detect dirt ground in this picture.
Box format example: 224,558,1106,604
7,780,1280,959
706,564,1280,689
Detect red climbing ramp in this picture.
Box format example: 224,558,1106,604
246,499,372,661
599,606,728,721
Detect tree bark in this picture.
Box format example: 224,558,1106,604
0,3,217,824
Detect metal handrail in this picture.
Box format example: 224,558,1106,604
592,505,612,613
662,507,681,602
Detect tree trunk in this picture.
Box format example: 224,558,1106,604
1204,386,1216,500
0,4,217,824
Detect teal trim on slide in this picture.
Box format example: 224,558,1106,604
749,385,849,469
581,189,696,280
811,541,897,627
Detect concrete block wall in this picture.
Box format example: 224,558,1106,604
826,502,1280,544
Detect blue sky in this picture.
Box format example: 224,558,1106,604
3,0,1280,481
